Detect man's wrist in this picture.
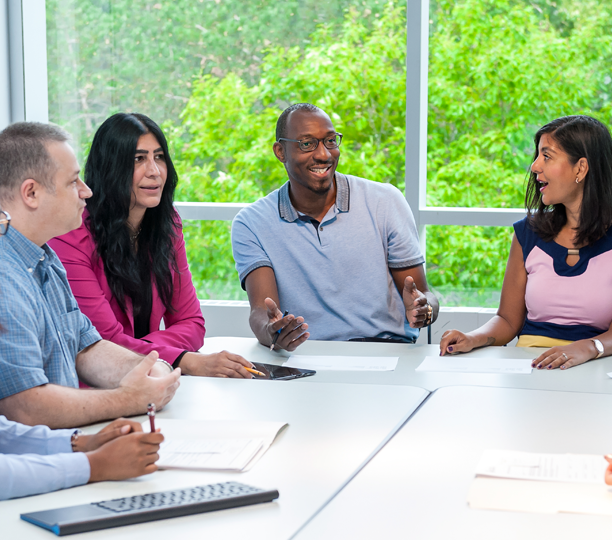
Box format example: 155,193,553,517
156,358,174,373
424,293,438,324
112,386,144,417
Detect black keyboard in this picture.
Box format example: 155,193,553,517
21,481,279,536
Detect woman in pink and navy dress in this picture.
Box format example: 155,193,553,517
49,113,253,378
439,115,612,370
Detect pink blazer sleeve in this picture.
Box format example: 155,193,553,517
49,220,205,364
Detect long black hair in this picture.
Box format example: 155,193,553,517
525,115,612,246
84,113,179,315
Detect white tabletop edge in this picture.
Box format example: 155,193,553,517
289,387,432,539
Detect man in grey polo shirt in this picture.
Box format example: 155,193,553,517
231,103,439,351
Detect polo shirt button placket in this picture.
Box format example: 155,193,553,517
319,224,330,248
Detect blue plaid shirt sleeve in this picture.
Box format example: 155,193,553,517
0,229,101,400
0,417,90,500
76,311,103,352
0,271,50,399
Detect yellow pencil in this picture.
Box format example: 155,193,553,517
245,366,266,377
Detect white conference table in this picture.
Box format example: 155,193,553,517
0,378,427,540
293,385,612,540
201,336,612,394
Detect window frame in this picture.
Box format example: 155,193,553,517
1,0,48,126
405,0,524,244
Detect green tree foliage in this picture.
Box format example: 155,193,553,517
47,0,612,304
426,0,612,301
46,0,389,162
428,0,612,209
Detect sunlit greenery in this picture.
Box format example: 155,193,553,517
47,0,612,305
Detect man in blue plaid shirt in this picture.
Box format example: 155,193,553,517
0,122,180,428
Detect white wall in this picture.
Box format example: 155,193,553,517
200,301,515,346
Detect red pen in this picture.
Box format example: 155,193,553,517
147,403,156,433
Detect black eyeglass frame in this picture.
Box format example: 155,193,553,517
0,209,10,236
277,132,343,153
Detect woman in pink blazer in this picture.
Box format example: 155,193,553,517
50,113,252,378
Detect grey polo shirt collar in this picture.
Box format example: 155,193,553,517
278,173,350,222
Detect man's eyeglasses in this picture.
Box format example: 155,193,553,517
0,210,10,236
278,133,343,153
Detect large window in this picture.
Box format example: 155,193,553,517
46,0,398,300
424,0,612,305
42,0,612,305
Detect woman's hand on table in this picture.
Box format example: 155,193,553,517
180,351,254,378
531,340,599,370
439,330,483,356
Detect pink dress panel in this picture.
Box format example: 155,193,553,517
524,245,612,331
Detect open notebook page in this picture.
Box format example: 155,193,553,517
141,419,287,472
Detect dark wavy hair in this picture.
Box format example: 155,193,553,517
525,115,612,246
84,113,179,315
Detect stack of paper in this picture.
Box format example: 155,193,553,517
468,449,612,516
142,419,287,472
284,355,398,371
416,356,533,374
475,449,606,484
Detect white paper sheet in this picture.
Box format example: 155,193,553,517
469,450,612,516
468,477,612,516
475,449,607,484
141,419,287,472
284,355,398,371
415,356,533,374
158,438,264,471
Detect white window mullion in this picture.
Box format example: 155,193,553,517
405,0,430,256
420,207,526,228
8,0,48,124
0,0,10,129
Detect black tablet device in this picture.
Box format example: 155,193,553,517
251,362,315,380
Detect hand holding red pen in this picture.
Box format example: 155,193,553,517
147,403,156,433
